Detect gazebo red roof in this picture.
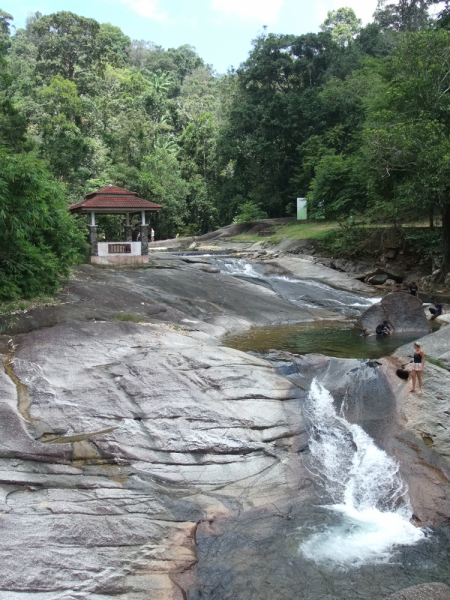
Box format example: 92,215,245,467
68,185,162,213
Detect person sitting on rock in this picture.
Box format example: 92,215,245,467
376,320,392,336
408,281,418,296
429,301,443,320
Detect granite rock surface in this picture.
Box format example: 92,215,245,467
1,257,449,599
356,292,431,332
384,583,450,600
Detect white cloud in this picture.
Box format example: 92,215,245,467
211,0,284,23
121,0,167,20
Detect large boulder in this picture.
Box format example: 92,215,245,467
356,292,431,332
384,583,450,600
368,273,388,285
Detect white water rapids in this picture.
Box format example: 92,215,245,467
300,380,424,566
213,257,380,315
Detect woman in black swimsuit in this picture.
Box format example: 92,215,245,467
409,341,425,394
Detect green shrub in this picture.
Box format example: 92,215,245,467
233,201,268,223
0,149,86,300
177,223,200,237
321,226,368,258
403,228,442,263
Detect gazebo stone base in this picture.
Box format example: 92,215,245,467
90,255,149,265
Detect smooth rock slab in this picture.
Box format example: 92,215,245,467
0,320,309,598
384,583,450,600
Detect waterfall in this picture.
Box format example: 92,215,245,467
300,380,424,566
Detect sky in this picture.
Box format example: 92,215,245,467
2,0,379,73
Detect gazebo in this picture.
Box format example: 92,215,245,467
69,185,162,265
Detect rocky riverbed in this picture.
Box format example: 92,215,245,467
1,253,449,599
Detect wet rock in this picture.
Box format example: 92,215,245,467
356,292,431,332
182,257,212,264
368,273,388,285
2,257,450,598
384,263,410,281
270,256,376,295
436,314,450,326
189,263,220,273
384,583,450,600
381,328,450,523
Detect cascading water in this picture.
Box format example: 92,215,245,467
213,257,262,279
213,257,380,315
300,379,424,566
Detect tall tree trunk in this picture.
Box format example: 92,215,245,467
442,202,450,279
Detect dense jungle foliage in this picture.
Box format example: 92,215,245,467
1,0,450,299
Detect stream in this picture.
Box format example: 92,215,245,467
191,257,450,599
214,257,380,316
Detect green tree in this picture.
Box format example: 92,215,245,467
234,201,268,223
306,153,368,218
99,23,131,63
167,44,204,87
0,149,86,299
0,52,27,150
39,75,81,119
148,69,175,94
374,0,433,31
320,8,362,46
216,30,357,219
139,148,189,238
0,9,13,51
180,113,216,180
365,29,450,276
32,11,117,81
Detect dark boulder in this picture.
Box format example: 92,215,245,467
355,292,431,333
384,583,450,600
368,273,388,285
365,267,405,283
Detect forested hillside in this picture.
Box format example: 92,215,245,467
1,0,450,300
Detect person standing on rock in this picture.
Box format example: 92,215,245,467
409,341,425,394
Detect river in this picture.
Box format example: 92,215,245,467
187,257,450,600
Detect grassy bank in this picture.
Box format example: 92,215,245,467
229,221,339,243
